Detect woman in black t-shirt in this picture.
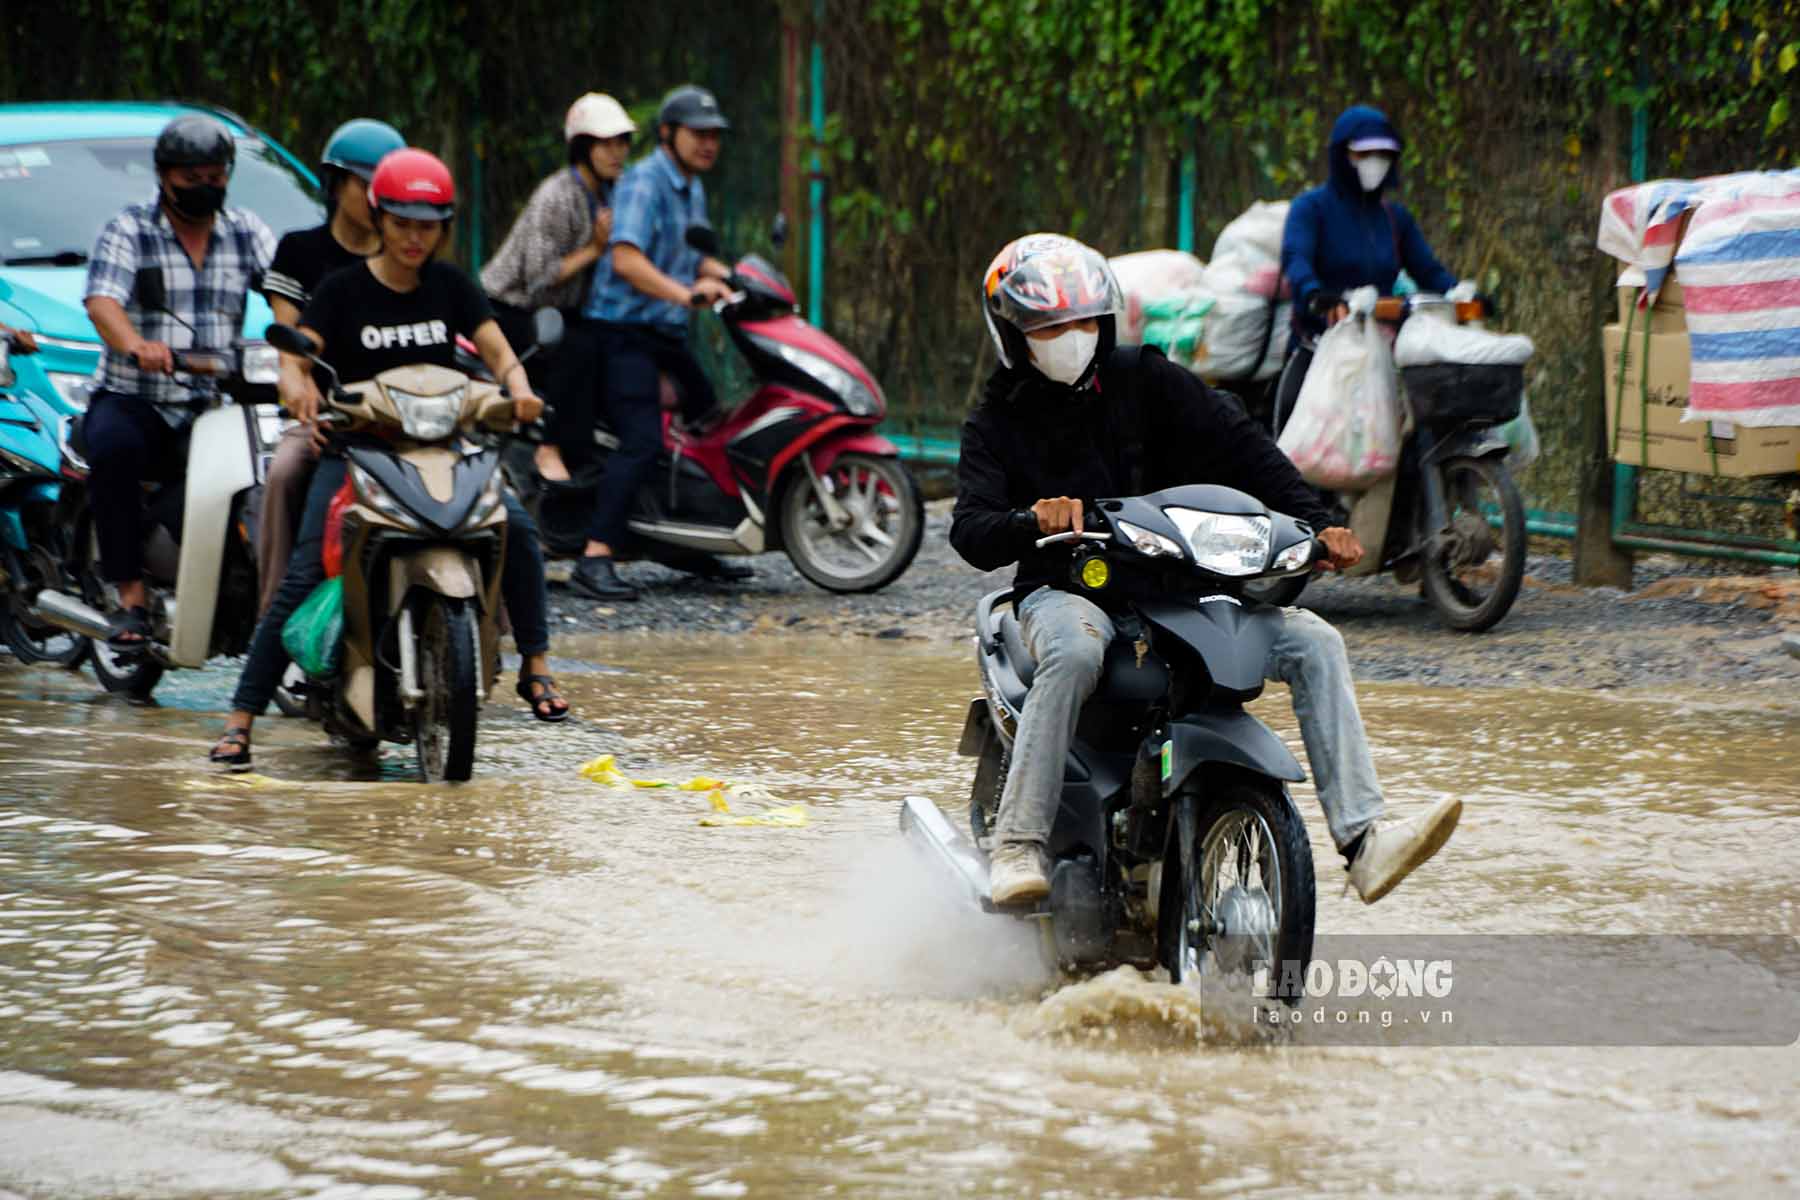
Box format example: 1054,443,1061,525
210,149,568,771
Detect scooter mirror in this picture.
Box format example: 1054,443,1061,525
770,212,789,250
531,307,565,354
684,224,721,257
263,323,315,357
135,267,167,312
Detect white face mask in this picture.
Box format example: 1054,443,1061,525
1355,154,1393,192
1029,326,1099,386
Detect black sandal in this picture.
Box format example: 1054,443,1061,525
209,725,253,772
516,674,570,723
107,605,152,648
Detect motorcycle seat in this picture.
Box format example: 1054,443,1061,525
995,608,1170,704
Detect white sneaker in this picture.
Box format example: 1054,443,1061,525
1347,796,1462,904
988,842,1050,907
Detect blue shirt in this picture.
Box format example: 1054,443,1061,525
583,147,707,331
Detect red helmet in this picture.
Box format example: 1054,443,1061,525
368,148,456,221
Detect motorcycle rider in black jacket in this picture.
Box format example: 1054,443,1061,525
950,234,1461,906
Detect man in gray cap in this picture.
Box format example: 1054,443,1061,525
572,84,747,602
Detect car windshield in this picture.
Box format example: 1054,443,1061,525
0,136,323,263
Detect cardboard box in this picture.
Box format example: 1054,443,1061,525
1615,278,1685,332
1602,324,1800,477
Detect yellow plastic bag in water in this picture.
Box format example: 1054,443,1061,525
578,754,809,827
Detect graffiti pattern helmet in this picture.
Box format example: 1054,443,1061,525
981,233,1120,371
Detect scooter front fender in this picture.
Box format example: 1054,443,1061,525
805,430,900,476
388,548,482,607
1163,708,1306,797
169,405,255,668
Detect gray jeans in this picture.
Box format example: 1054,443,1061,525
994,587,1383,853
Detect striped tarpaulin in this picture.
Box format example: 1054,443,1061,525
1599,171,1800,427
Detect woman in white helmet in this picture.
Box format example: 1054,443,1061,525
482,92,637,483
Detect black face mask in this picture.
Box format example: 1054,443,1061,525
166,182,227,220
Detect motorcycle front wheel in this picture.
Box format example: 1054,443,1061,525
1162,778,1315,1006
779,453,924,593
1,546,89,668
412,596,479,783
1419,454,1525,633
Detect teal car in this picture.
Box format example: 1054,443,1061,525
0,101,324,416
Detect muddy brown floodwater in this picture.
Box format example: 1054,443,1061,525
1,634,1797,1198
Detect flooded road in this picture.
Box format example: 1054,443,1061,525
1,635,1797,1198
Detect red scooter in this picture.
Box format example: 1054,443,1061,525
520,223,924,594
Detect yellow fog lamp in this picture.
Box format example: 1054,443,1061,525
1073,552,1111,592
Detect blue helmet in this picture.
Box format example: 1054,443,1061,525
320,118,406,181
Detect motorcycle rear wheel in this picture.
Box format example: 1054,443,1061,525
1162,777,1315,1006
1419,454,1525,633
779,453,924,594
71,519,163,700
412,596,479,783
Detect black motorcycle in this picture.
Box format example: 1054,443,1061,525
901,483,1323,997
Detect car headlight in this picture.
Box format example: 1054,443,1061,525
349,460,426,532
240,343,281,386
387,385,465,441
46,371,93,412
745,334,883,417
1271,538,1315,574
1116,519,1185,559
1163,508,1271,576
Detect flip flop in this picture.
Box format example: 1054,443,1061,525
106,606,152,649
208,725,253,772
516,674,570,723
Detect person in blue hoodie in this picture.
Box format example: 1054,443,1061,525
1276,105,1459,429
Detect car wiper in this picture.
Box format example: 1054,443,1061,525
4,250,89,266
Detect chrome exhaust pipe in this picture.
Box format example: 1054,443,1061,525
899,794,994,910
29,590,113,642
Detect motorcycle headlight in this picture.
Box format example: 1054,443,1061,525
1271,538,1315,574
460,468,506,533
349,460,426,533
1163,508,1271,576
46,371,93,412
240,343,281,386
1116,519,1185,559
0,442,54,478
387,385,466,441
57,414,88,472
745,333,883,417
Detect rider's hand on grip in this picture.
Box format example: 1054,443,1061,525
1315,526,1363,572
1031,496,1085,536
129,339,175,376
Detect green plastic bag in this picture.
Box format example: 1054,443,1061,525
281,576,344,678
1141,290,1216,369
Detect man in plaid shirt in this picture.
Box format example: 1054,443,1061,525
82,115,276,647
